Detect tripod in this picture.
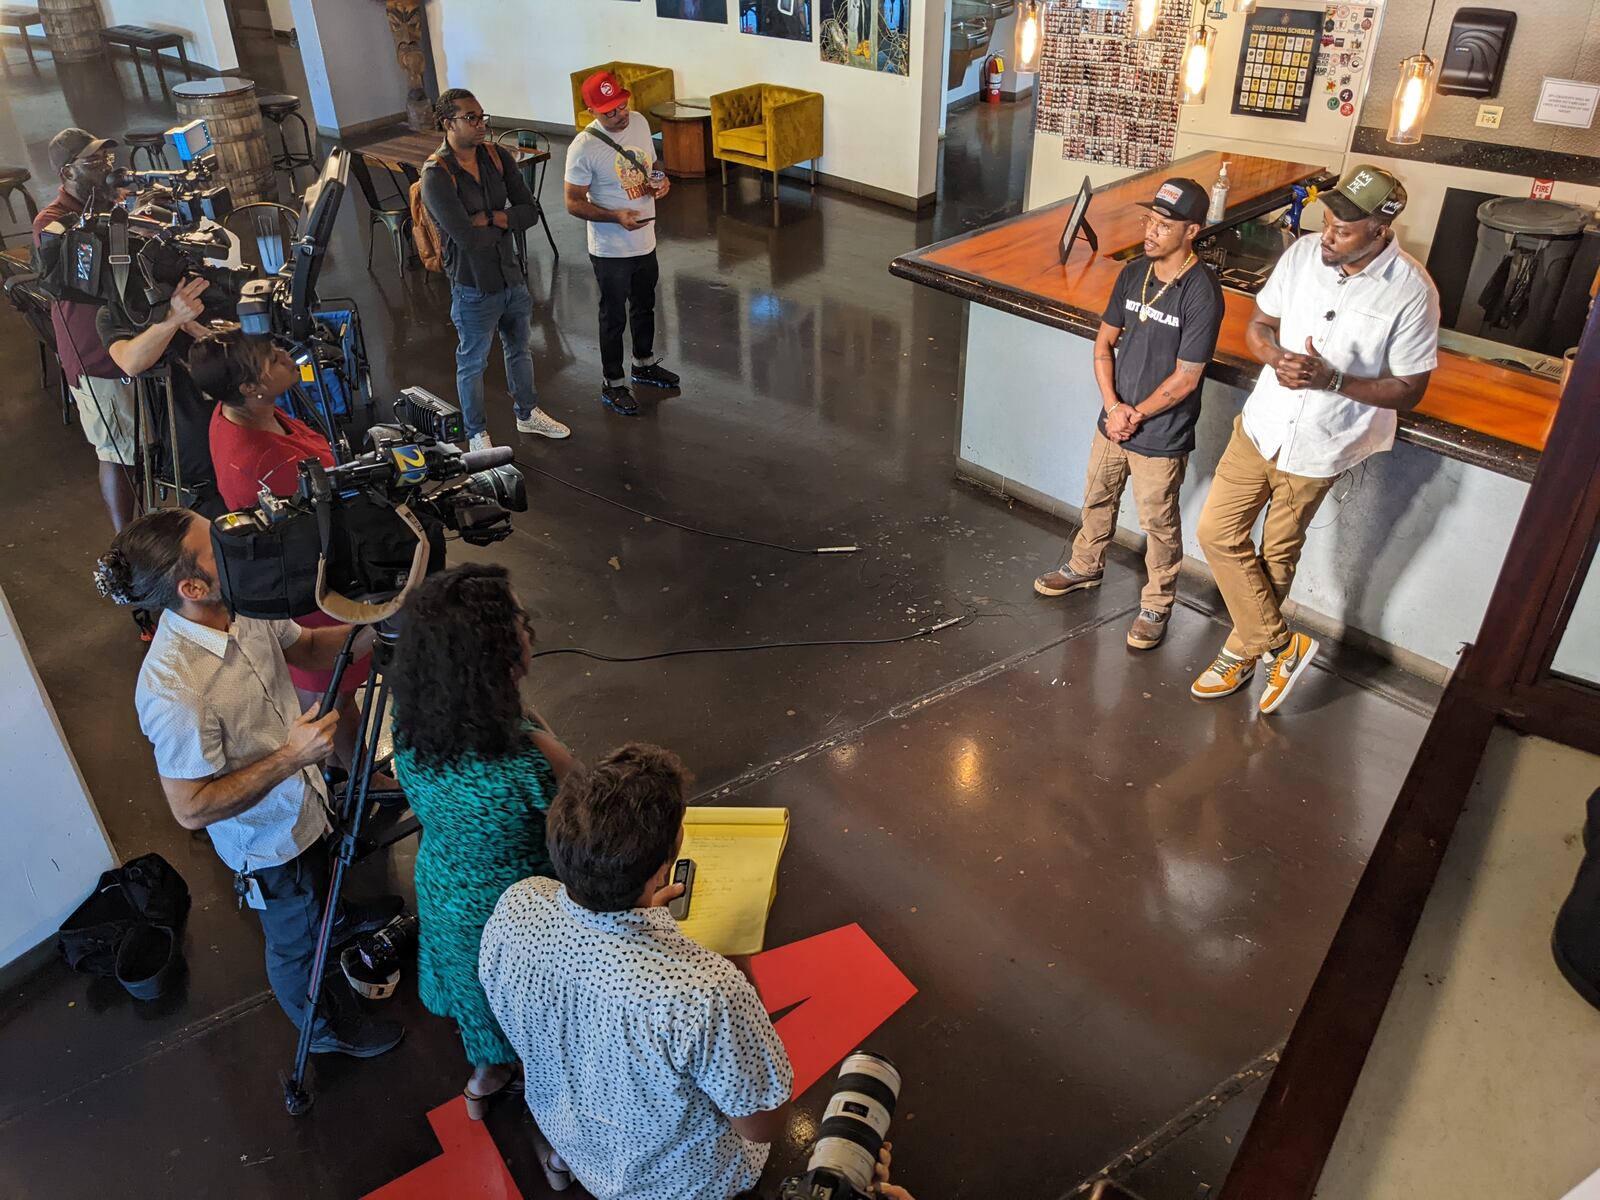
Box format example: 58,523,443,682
281,620,417,1116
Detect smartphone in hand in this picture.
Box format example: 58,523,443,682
668,858,695,921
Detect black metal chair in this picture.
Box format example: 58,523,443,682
0,164,37,249
3,271,71,423
349,152,413,279
258,94,318,182
124,130,171,171
224,201,299,277
494,127,558,261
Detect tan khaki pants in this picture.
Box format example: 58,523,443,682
1068,431,1188,613
1196,415,1338,658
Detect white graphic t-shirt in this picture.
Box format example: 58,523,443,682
564,112,658,259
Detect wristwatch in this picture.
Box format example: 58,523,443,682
1327,367,1345,394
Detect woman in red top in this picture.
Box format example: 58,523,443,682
192,328,394,788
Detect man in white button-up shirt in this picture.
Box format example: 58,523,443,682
96,508,404,1056
1193,165,1440,714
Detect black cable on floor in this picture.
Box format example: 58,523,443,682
513,456,859,556
530,612,971,663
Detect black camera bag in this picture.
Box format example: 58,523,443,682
58,853,190,978
212,492,445,621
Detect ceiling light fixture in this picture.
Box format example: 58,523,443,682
1015,0,1043,74
1180,1,1215,105
1388,0,1440,144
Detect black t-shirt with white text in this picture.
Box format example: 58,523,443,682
1097,256,1225,458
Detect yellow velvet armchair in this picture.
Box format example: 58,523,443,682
709,85,824,194
570,62,675,135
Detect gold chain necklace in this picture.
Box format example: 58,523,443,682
1139,253,1196,321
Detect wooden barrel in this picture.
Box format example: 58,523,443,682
38,0,105,62
174,77,276,206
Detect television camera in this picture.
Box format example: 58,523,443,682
207,398,526,1117
211,396,527,623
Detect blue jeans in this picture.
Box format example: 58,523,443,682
450,282,539,437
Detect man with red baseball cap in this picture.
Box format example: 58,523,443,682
564,70,679,416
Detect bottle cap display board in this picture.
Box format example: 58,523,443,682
1034,0,1187,172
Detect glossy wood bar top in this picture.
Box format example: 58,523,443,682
892,150,1557,481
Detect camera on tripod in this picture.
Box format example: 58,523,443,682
210,397,527,624
107,119,233,224
34,119,250,323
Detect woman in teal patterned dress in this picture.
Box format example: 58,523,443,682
389,563,575,1118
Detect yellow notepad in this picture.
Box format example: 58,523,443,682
674,806,790,956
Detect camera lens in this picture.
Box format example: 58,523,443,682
805,1052,901,1191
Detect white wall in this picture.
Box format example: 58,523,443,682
425,0,948,204
290,0,410,136
99,0,238,72
958,304,1531,675
266,0,295,34
0,586,116,969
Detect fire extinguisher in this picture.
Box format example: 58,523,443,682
986,54,1004,104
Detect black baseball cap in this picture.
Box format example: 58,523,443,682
1321,164,1408,222
49,127,117,173
1138,177,1208,225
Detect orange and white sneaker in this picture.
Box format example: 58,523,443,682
1258,632,1319,715
1191,647,1256,699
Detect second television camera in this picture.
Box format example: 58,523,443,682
211,392,527,623
34,120,249,323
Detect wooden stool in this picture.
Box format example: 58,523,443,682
100,24,193,95
0,6,44,68
124,129,171,170
0,164,38,249
257,93,317,179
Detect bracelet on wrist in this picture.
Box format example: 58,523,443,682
1327,367,1345,394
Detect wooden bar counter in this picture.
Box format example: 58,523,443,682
891,151,1557,481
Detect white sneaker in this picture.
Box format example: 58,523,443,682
468,432,493,453
516,407,571,439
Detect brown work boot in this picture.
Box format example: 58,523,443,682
1126,607,1169,650
1033,564,1102,597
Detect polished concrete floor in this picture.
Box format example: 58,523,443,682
0,38,1435,1200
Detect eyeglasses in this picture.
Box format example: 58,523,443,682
1142,215,1176,236
449,111,488,126
71,153,114,169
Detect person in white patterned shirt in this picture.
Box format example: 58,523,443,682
480,743,793,1199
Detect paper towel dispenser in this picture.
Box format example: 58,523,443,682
1437,8,1517,98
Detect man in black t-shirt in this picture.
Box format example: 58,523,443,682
98,274,221,514
1033,178,1224,651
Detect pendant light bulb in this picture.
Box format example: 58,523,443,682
1234,0,1257,11
1015,0,1042,75
1180,25,1215,104
1133,0,1161,37
1387,53,1437,144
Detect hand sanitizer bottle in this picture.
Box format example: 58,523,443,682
1208,160,1231,224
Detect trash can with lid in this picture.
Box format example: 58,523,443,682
1457,197,1593,353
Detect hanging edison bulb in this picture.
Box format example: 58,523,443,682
1132,0,1162,38
1387,53,1437,144
1233,0,1257,11
1014,0,1043,75
1180,25,1215,104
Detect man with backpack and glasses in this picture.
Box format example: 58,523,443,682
419,88,569,448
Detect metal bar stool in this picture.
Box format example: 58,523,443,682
0,164,38,249
257,94,318,182
124,130,172,171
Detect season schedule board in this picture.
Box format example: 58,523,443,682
1232,6,1322,122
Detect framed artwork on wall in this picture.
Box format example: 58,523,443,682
820,0,911,76
657,0,729,20
741,0,813,41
